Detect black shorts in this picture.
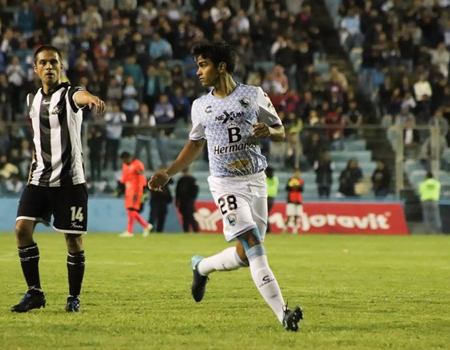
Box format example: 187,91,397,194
17,184,88,234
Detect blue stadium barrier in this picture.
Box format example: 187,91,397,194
0,197,182,233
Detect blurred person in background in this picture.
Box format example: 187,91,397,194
103,101,126,171
5,173,24,194
285,168,304,234
133,103,155,171
419,172,442,234
265,166,279,233
87,125,104,182
338,158,363,197
154,93,175,167
176,168,199,233
149,175,173,233
371,160,391,197
6,56,26,121
118,152,153,238
313,151,334,198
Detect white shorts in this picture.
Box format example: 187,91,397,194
286,203,303,217
208,172,267,242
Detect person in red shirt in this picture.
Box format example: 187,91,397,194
285,168,304,234
119,152,152,237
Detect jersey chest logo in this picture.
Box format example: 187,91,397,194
214,110,245,123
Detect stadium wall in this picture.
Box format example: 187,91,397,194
0,198,408,235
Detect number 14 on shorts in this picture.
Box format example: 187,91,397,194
70,206,84,222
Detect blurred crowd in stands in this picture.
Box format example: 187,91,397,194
0,0,374,196
338,0,450,160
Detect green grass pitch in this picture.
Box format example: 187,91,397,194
0,233,449,350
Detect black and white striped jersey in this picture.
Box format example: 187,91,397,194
27,82,86,187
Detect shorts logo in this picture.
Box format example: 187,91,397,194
70,222,83,229
226,213,237,227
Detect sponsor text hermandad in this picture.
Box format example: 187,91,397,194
214,142,257,155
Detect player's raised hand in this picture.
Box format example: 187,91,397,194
88,96,105,115
148,171,170,191
252,123,271,138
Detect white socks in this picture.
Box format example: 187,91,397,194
247,245,285,323
198,244,286,323
198,247,248,276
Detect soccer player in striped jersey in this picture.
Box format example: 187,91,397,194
11,45,105,313
149,42,303,331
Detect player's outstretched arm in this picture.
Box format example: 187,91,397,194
73,91,106,114
148,139,205,191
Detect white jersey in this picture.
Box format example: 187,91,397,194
189,83,282,177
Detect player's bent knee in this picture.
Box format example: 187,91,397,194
237,228,262,251
14,221,34,245
65,234,83,253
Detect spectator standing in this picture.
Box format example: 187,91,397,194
265,166,279,233
419,172,442,234
6,56,26,121
154,94,175,167
176,168,200,233
170,86,191,122
0,73,12,121
313,151,334,198
144,64,162,110
87,125,104,182
371,160,391,197
133,103,155,171
149,178,173,233
103,101,126,171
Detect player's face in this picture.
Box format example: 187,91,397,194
196,56,220,86
34,50,62,87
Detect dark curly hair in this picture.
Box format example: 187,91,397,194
192,41,236,74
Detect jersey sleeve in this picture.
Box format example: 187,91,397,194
257,87,282,127
68,85,87,112
189,100,206,140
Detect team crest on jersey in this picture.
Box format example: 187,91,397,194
52,105,61,115
239,97,250,107
226,213,237,227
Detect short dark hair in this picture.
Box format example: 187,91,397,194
34,45,63,64
427,172,433,179
192,42,236,73
120,151,132,159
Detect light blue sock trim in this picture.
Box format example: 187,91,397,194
234,250,249,267
246,244,266,261
237,227,262,251
252,227,262,241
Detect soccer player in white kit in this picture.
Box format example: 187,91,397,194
149,42,303,331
